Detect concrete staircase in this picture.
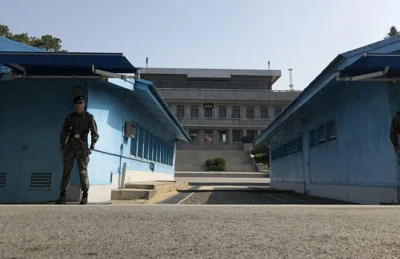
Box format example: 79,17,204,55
111,181,189,202
175,148,257,172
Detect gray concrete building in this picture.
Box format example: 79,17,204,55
138,67,301,171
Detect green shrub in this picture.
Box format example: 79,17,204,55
217,164,226,171
241,136,253,143
215,158,226,165
205,159,216,166
208,165,218,171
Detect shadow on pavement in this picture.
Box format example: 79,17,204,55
200,191,357,205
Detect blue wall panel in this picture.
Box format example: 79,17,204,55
86,82,176,185
269,81,399,188
0,79,88,203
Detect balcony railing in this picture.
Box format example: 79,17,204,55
177,117,272,127
157,88,301,101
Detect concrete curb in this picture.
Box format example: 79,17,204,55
175,172,268,178
178,187,294,193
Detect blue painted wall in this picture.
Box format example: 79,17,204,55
269,81,399,188
0,79,87,203
86,81,176,185
0,78,178,203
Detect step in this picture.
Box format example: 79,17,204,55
174,172,268,178
111,181,189,201
111,189,156,200
124,183,155,189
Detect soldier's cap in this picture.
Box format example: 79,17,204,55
73,95,85,104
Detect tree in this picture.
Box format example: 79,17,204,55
0,24,66,52
384,26,400,39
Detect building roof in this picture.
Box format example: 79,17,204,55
254,35,400,146
0,36,45,52
0,51,137,75
138,67,282,85
0,37,190,143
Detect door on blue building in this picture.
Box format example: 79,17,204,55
16,87,69,203
302,132,311,193
0,95,26,203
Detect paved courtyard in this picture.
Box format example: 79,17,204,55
1,205,400,259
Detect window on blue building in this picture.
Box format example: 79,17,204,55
309,119,337,148
157,140,161,163
326,120,337,141
309,129,317,147
297,137,303,151
138,126,144,158
148,133,153,159
317,125,326,145
144,130,149,159
131,129,138,156
162,144,165,164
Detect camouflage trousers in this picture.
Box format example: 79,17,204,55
60,148,90,193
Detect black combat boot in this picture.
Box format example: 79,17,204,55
55,191,67,204
80,191,88,205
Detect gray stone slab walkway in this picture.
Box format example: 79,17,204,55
1,205,400,258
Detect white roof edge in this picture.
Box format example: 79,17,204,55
137,67,281,77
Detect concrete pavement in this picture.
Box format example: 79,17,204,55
0,205,400,258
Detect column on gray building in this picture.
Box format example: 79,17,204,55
255,105,261,119
268,106,275,120
229,129,233,144
213,130,219,145
185,104,190,118
227,104,232,119
240,104,246,119
199,129,205,145
200,104,204,118
170,104,177,117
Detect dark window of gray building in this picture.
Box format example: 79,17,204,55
204,130,213,144
191,105,199,118
219,131,228,144
260,106,268,119
232,106,240,118
246,130,256,140
232,130,242,142
219,106,226,118
274,106,282,117
205,107,213,118
177,105,185,118
246,106,254,119
190,130,199,144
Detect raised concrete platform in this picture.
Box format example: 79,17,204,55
179,185,290,193
175,171,269,178
111,181,189,202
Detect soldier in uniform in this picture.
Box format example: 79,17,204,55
56,95,99,205
390,112,400,156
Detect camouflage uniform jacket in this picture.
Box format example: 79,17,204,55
390,113,400,149
60,111,99,150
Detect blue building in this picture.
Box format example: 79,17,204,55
254,36,400,205
0,37,190,204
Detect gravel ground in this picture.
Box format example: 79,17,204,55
1,205,400,259
181,191,354,205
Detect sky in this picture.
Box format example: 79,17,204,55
0,0,399,90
